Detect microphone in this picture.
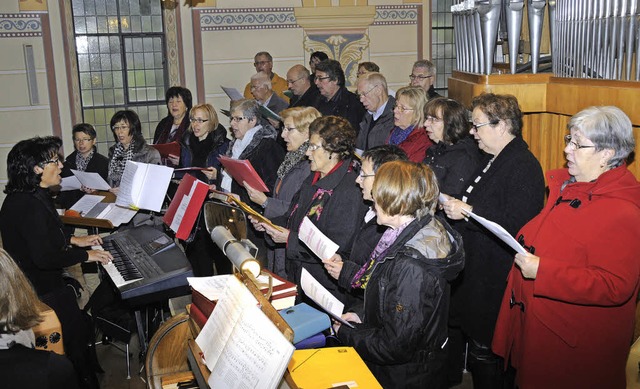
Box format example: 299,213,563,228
554,196,581,209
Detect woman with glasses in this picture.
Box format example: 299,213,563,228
245,106,321,278
423,97,481,198
388,86,432,162
0,136,112,389
107,110,161,191
254,116,368,302
492,106,640,389
441,93,545,389
334,161,464,389
58,123,109,209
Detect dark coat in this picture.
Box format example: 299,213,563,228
314,87,366,133
338,215,465,389
218,125,285,210
0,344,79,389
356,97,395,151
424,137,481,197
289,84,320,108
452,137,545,346
275,158,368,302
177,124,229,182
58,148,109,209
493,166,640,389
153,114,190,144
427,85,441,100
0,189,88,296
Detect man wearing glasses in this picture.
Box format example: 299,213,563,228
355,72,396,154
286,64,319,108
243,51,289,102
314,59,366,131
409,59,441,100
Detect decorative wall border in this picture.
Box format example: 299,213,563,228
0,13,42,37
198,5,419,31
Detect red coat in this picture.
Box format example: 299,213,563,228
493,165,640,389
387,126,432,163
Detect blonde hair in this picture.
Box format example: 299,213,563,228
189,103,220,134
395,86,428,127
0,249,42,333
373,161,439,219
280,106,322,135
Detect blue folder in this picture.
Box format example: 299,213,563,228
279,303,331,344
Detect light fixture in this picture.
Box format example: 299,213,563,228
211,226,260,278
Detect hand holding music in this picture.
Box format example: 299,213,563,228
514,252,540,279
261,222,289,243
243,181,268,206
443,198,473,220
202,167,217,181
248,215,266,232
322,254,344,280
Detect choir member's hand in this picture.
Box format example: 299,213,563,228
80,185,97,194
248,215,266,232
262,223,289,244
86,249,113,265
267,118,281,128
71,234,103,247
167,154,180,166
203,167,217,181
322,254,344,280
443,198,472,220
333,312,362,333
243,181,268,207
514,252,540,279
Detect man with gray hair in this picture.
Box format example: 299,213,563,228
286,64,319,108
355,72,395,153
250,72,288,115
410,59,441,100
243,51,289,102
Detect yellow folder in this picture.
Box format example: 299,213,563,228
286,347,382,388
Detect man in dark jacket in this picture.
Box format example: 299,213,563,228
410,59,441,100
355,72,395,153
286,65,320,108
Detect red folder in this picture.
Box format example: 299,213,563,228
151,141,180,159
218,155,269,192
189,302,209,330
163,174,209,240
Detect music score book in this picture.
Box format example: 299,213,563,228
220,85,244,101
115,161,173,212
68,194,136,227
195,275,294,389
162,174,209,240
218,156,269,192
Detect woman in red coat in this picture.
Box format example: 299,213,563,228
492,106,640,389
387,86,432,162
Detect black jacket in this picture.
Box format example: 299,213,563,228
452,136,545,345
275,158,368,302
58,148,109,209
153,114,190,144
177,124,229,182
0,344,79,389
424,137,481,197
338,214,464,388
289,84,320,108
314,87,366,133
356,97,396,151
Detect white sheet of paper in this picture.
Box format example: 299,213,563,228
61,175,82,191
467,211,527,254
196,276,258,371
300,268,354,328
71,169,111,191
220,85,244,101
115,161,173,212
187,275,232,301
95,203,137,227
298,216,339,261
70,195,105,214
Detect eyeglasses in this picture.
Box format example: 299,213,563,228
409,74,432,80
358,171,375,179
254,60,271,67
308,143,323,151
40,157,61,167
282,127,298,132
315,76,331,82
287,76,305,84
564,134,596,150
190,118,209,124
230,116,247,123
425,115,442,122
357,84,379,99
73,137,94,143
112,125,129,131
471,120,497,131
393,104,414,113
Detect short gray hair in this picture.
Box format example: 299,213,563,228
413,59,436,76
231,99,260,122
250,72,272,90
359,72,388,96
569,106,636,168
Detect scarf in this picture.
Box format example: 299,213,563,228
388,125,415,146
108,141,136,186
75,149,94,172
189,132,214,168
277,141,309,179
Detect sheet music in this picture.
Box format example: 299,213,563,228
220,85,244,101
258,105,282,122
196,276,258,371
298,216,339,261
115,161,173,212
300,268,354,328
95,203,137,227
61,175,82,191
169,179,198,232
71,169,111,191
70,195,105,215
187,275,232,301
467,211,527,254
208,304,295,389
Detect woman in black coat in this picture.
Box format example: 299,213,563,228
442,93,545,389
153,86,192,147
0,136,112,389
